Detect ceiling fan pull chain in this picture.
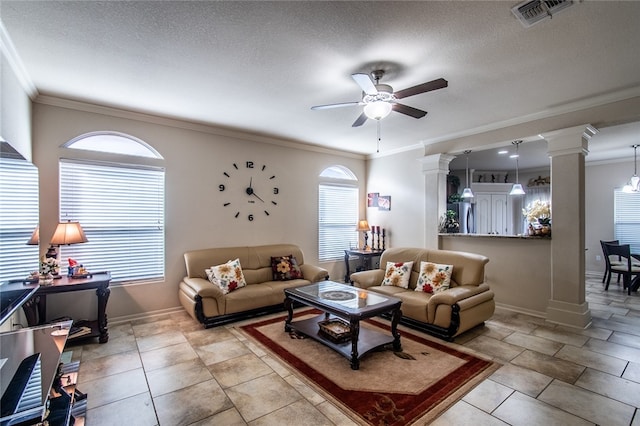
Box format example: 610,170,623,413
377,120,381,153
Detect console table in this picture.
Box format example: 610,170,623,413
344,249,384,283
22,272,111,343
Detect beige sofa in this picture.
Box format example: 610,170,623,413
179,244,329,327
350,247,494,341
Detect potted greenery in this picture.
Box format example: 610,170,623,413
440,210,460,233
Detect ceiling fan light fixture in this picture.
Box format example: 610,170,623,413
364,101,392,120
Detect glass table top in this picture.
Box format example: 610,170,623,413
293,281,392,310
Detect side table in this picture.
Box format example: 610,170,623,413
344,249,384,283
22,272,111,343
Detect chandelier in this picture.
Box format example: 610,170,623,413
623,144,639,193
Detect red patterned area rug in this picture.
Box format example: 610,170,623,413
239,309,499,425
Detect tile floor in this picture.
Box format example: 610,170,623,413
71,272,640,425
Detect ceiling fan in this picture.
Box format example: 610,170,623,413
311,70,448,127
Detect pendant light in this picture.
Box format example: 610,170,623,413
509,140,525,195
623,144,639,193
461,150,474,198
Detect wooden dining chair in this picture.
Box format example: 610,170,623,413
606,244,640,295
601,240,622,285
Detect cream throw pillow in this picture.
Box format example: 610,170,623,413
205,258,247,294
415,261,453,294
381,261,414,288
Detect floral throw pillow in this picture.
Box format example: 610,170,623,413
205,258,247,294
381,261,414,288
271,255,303,281
415,261,453,294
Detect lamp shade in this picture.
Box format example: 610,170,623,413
356,220,370,232
509,183,526,195
364,101,392,120
461,187,474,198
26,226,39,245
50,221,88,245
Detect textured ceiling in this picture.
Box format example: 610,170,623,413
2,0,640,163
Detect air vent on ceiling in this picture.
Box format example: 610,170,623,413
511,0,574,28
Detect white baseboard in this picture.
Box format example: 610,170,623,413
110,306,185,325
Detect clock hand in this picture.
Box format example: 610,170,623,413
251,192,265,203
245,176,254,195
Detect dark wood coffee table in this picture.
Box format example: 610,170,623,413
284,281,402,370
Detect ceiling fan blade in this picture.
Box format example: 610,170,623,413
352,73,378,96
352,112,368,127
311,101,361,110
394,78,448,99
392,103,428,119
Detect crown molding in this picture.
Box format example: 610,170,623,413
0,20,37,97
34,95,366,160
420,86,640,147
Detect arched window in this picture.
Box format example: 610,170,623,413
64,131,163,159
318,165,359,262
59,132,165,284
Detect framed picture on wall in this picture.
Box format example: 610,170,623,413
378,196,391,211
367,192,379,207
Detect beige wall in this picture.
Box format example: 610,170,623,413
440,235,552,316
32,101,366,321
585,159,634,274
1,48,32,160
366,147,427,248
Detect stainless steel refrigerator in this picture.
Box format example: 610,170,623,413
447,201,476,234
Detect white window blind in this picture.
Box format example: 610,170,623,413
319,184,359,261
614,190,640,253
59,159,165,283
0,158,40,281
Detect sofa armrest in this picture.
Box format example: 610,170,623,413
428,283,491,309
182,276,225,299
351,269,385,289
300,264,329,282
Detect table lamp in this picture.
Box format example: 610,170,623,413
49,221,88,277
357,219,370,250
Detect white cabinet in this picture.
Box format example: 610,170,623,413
475,193,508,235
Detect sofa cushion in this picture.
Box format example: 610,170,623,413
271,255,303,281
381,261,414,288
416,261,453,294
205,258,247,294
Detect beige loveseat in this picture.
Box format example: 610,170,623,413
179,244,329,327
350,247,494,341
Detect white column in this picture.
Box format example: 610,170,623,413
418,154,455,248
543,124,597,328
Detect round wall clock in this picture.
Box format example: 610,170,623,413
218,161,279,221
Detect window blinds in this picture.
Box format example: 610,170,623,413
318,184,359,261
614,190,640,253
59,159,165,283
0,158,39,281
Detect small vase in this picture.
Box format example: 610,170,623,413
40,273,54,286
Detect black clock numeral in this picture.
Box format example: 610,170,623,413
273,187,279,194
264,210,270,216
235,212,240,218
246,161,254,168
219,184,225,191
233,163,238,170
248,214,254,221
